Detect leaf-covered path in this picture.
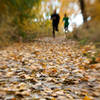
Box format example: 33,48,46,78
0,37,100,100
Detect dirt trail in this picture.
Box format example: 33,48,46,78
0,36,100,100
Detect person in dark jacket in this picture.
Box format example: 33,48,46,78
51,10,60,38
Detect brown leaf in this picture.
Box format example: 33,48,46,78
11,98,16,100
96,57,100,63
89,64,96,69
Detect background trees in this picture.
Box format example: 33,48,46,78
0,0,41,42
0,0,100,45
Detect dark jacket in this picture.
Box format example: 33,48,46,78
51,13,60,26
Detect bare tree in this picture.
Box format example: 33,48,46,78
79,0,87,23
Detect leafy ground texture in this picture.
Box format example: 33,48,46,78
0,37,100,100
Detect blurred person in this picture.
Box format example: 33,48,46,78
51,9,60,38
63,13,69,33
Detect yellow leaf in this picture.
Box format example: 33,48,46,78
40,62,47,69
79,66,85,70
51,98,56,100
83,96,91,100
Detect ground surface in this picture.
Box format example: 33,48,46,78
0,37,100,100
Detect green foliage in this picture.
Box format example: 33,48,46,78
0,0,41,43
18,29,27,38
0,0,41,26
80,38,88,45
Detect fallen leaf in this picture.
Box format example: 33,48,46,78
83,96,91,100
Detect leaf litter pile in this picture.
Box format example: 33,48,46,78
0,38,100,100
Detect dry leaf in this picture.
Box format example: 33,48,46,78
96,57,100,63
83,96,91,100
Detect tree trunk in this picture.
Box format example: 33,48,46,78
79,0,87,23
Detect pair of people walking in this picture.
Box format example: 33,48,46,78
51,10,69,38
